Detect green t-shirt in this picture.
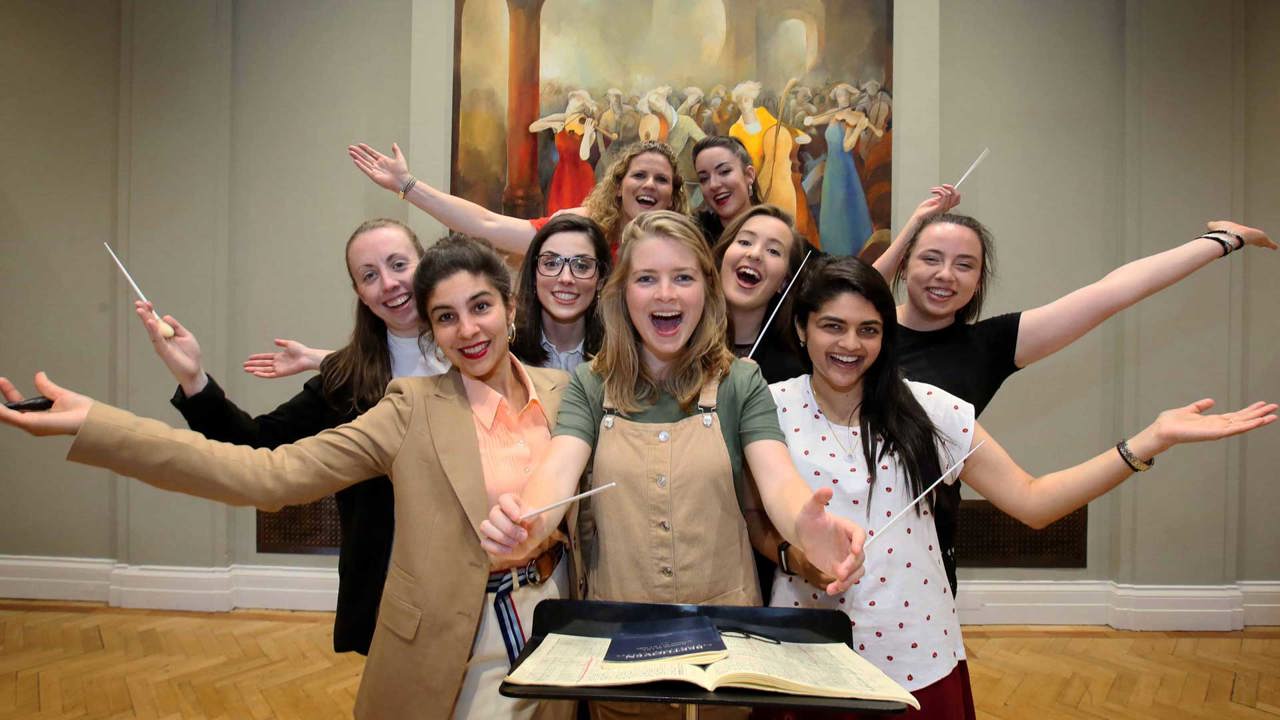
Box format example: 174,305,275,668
553,359,786,490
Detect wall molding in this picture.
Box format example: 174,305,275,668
2,556,1276,627
959,580,1280,630
0,555,336,613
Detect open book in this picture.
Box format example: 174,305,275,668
506,632,919,709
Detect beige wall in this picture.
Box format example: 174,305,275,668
0,1,1276,587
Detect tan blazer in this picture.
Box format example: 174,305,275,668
68,367,577,720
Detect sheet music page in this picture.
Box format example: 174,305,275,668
506,633,711,688
706,637,918,707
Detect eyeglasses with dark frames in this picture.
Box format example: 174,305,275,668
536,253,599,280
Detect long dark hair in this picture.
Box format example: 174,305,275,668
892,213,996,325
793,255,944,514
510,215,611,367
321,219,425,414
692,135,761,242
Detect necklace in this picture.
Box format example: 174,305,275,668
808,376,861,460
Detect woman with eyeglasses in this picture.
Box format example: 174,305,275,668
509,215,612,373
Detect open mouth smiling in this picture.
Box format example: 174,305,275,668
635,194,659,209
650,310,683,336
735,266,762,289
384,293,411,309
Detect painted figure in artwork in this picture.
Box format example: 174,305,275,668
805,83,883,256
730,80,819,248
530,89,603,214
595,88,641,182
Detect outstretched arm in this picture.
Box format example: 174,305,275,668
1014,221,1275,368
961,398,1276,529
744,439,866,594
243,339,331,380
0,372,410,510
871,184,961,279
742,463,838,590
348,142,538,256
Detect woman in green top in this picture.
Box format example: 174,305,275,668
481,211,866,610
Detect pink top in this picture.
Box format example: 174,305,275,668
769,376,973,691
460,359,553,508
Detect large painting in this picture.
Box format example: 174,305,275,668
452,0,894,258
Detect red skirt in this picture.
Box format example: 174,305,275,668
750,661,975,720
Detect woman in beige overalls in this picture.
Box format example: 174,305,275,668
482,211,868,719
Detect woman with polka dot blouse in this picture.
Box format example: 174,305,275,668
746,256,1275,719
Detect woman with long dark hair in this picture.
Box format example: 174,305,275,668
0,236,578,720
509,214,611,372
748,255,1275,718
129,218,447,657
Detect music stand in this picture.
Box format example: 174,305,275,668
500,599,908,717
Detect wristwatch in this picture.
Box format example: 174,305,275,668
777,541,797,576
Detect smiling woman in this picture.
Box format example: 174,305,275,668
0,235,580,720
480,211,871,719
510,214,612,372
350,140,689,257
743,255,1276,720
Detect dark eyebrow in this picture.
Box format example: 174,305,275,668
429,290,494,315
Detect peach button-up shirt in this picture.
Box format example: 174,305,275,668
460,359,553,509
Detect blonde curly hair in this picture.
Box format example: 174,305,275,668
583,141,691,249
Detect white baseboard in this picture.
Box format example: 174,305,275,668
1241,581,1280,626
2,555,1276,627
957,580,1280,630
0,555,337,612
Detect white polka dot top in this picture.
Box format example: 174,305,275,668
768,376,974,691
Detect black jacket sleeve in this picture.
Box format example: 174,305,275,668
171,374,354,449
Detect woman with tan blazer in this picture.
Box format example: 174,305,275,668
0,237,576,720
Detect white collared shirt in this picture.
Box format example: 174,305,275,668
538,332,586,373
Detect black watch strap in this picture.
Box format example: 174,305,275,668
777,541,796,575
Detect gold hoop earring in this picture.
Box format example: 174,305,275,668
507,322,516,344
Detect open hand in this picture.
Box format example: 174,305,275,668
1148,399,1277,453
793,487,866,595
348,142,412,193
243,339,327,379
1206,220,1276,250
0,373,92,437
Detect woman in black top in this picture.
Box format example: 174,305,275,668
890,213,1275,591
131,218,449,655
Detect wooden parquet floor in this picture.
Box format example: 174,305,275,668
0,601,1276,718
965,625,1280,719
